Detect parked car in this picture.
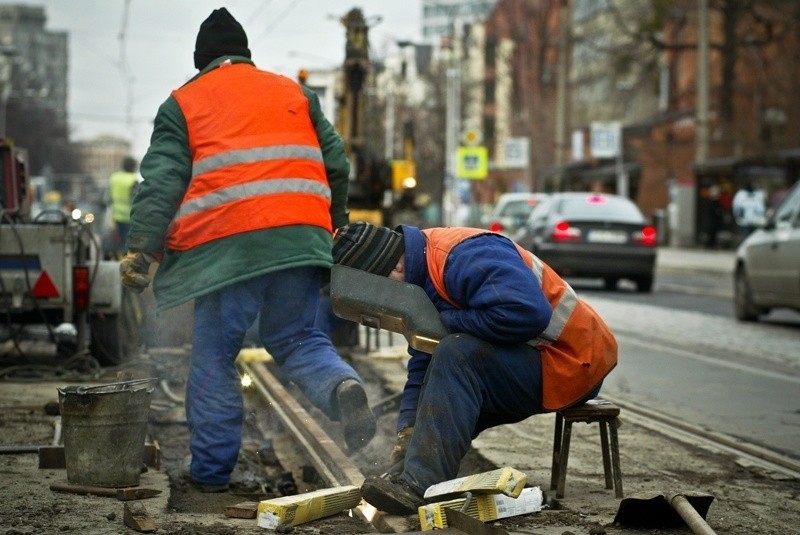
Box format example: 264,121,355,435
484,192,549,239
734,180,800,321
517,192,657,292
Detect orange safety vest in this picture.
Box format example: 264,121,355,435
422,228,618,411
168,62,332,251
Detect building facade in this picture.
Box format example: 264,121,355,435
422,0,499,42
0,5,68,127
471,0,799,247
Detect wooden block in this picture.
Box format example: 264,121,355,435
38,446,65,469
225,501,259,519
124,502,156,533
142,442,161,470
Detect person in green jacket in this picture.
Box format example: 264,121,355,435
119,8,375,492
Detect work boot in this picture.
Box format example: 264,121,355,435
180,454,229,493
336,379,376,451
361,474,425,516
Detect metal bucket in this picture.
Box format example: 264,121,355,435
58,378,156,487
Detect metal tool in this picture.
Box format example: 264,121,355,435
445,507,509,535
330,264,448,353
49,482,162,501
614,492,716,534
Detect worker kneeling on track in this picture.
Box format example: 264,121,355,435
120,8,375,493
332,222,618,515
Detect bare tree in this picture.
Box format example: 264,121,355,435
607,0,799,149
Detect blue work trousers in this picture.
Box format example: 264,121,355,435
186,266,362,485
401,333,600,493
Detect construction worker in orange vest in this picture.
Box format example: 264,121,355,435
120,8,375,493
332,222,618,515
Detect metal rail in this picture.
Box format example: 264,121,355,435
602,393,800,479
239,360,396,533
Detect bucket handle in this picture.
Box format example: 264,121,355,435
72,378,158,395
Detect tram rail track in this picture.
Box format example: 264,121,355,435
239,359,397,533
236,328,800,534
601,393,800,479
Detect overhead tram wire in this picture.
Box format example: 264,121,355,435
250,0,305,48
245,0,274,27
117,0,136,140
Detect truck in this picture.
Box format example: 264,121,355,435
0,141,137,365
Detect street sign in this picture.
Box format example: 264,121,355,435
590,122,621,158
462,129,482,146
571,130,584,161
456,146,488,179
502,137,528,169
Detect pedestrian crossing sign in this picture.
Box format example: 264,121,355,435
457,146,488,179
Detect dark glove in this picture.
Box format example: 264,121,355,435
389,426,413,465
120,252,156,294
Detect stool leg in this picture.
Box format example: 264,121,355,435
609,420,623,498
599,421,613,489
550,413,564,491
556,420,573,498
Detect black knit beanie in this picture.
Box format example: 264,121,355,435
332,222,405,277
194,8,251,70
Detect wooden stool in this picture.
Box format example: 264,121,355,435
550,399,623,499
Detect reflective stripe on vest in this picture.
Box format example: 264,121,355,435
524,252,577,345
175,176,330,220
192,145,323,177
168,62,331,251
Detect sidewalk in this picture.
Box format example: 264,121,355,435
656,246,736,275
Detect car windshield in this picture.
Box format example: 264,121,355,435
557,194,645,223
500,199,538,219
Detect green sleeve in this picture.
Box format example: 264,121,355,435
127,96,191,253
303,85,351,229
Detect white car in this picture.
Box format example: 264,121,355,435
484,192,549,239
734,180,800,321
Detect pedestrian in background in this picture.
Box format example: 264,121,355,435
119,8,375,492
107,156,138,258
700,185,724,249
732,181,766,240
332,222,618,514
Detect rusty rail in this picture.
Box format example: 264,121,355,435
239,360,395,533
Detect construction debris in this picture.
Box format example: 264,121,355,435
225,501,259,519
257,485,361,529
123,501,156,533
419,487,544,531
424,466,527,500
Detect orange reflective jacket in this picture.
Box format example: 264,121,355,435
168,62,332,251
422,227,618,411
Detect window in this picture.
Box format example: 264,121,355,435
483,117,495,141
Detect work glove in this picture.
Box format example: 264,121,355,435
119,252,156,294
389,426,414,465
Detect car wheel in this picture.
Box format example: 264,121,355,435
734,267,761,322
603,278,618,291
634,275,653,293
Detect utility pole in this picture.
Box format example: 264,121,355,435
696,0,710,163
385,88,395,160
444,63,461,226
676,0,710,247
553,0,571,183
443,13,462,227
